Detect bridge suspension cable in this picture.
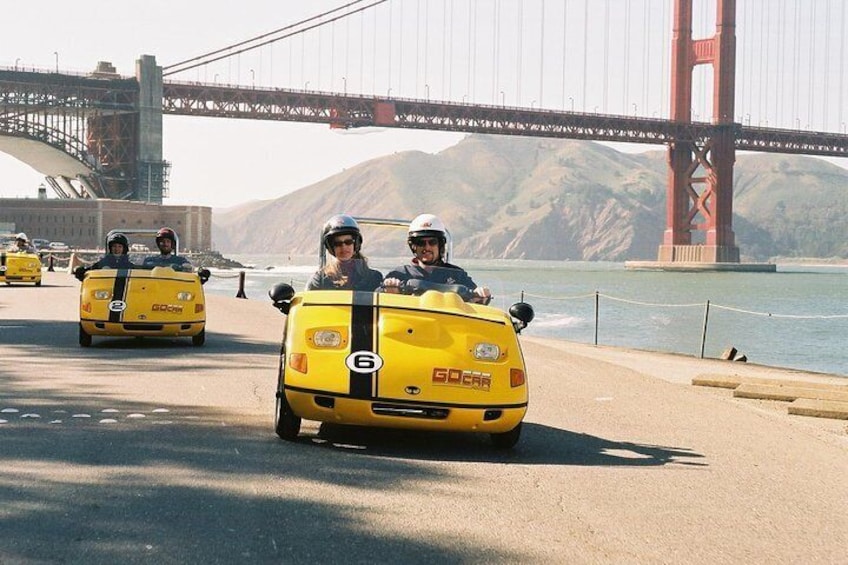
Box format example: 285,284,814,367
162,0,388,77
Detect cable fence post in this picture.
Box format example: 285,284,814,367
594,291,599,346
700,300,710,359
47,253,55,272
236,271,247,299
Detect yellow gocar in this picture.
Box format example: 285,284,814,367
269,279,534,448
78,266,207,347
0,251,43,286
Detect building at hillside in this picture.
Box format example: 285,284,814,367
0,198,211,250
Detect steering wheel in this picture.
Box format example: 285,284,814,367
385,279,492,304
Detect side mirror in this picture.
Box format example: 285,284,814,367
269,283,296,314
198,268,211,285
508,302,534,334
74,265,88,282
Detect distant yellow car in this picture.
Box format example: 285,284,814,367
269,279,534,448
0,251,43,286
78,266,207,347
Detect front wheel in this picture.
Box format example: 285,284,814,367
79,324,92,347
275,391,301,441
490,423,522,449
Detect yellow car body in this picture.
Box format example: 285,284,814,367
78,266,206,347
0,252,42,286
273,287,532,448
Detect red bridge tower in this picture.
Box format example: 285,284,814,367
659,0,739,263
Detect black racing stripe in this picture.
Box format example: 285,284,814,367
1,252,6,268
348,291,376,399
108,269,131,323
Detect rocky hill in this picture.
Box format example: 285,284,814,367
212,135,848,261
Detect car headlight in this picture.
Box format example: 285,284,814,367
312,330,342,348
93,290,111,300
176,291,194,301
473,343,500,361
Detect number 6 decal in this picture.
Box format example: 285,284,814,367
345,351,384,373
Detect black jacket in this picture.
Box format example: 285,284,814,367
306,265,383,291
383,260,478,289
90,254,136,270
143,254,192,271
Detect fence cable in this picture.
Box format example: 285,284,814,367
520,290,848,321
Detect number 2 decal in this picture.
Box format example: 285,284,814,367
345,351,384,373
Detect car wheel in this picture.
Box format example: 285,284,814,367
275,392,301,441
35,280,42,287
191,329,206,347
490,422,522,449
274,362,301,441
79,324,92,347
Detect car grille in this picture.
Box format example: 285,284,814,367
371,403,449,420
124,324,164,331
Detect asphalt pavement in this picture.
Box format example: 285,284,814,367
1,272,846,564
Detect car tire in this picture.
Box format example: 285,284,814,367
79,324,92,347
491,422,522,449
274,365,301,441
275,393,301,441
35,280,42,287
191,329,206,347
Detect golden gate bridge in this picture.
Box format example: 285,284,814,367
1,0,847,266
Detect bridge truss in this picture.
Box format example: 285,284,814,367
0,69,168,200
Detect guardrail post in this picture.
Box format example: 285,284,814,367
47,253,55,272
700,300,711,359
236,271,247,299
594,291,599,346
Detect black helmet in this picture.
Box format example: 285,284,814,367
322,215,362,256
106,232,129,254
155,227,177,245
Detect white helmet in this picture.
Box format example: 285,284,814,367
407,214,446,240
407,213,447,254
15,232,28,242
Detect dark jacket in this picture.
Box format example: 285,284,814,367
143,254,192,271
90,254,136,270
306,260,383,291
384,260,479,289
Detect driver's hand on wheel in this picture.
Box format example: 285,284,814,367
382,277,402,293
472,286,492,304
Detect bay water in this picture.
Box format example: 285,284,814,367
204,255,848,378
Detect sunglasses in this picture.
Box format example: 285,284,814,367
332,238,356,248
412,237,440,247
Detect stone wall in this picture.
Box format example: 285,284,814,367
0,198,212,250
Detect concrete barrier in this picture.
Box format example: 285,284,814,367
788,398,848,420
692,372,848,420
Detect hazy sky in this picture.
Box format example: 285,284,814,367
1,0,846,208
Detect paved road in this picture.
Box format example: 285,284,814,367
1,273,846,564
